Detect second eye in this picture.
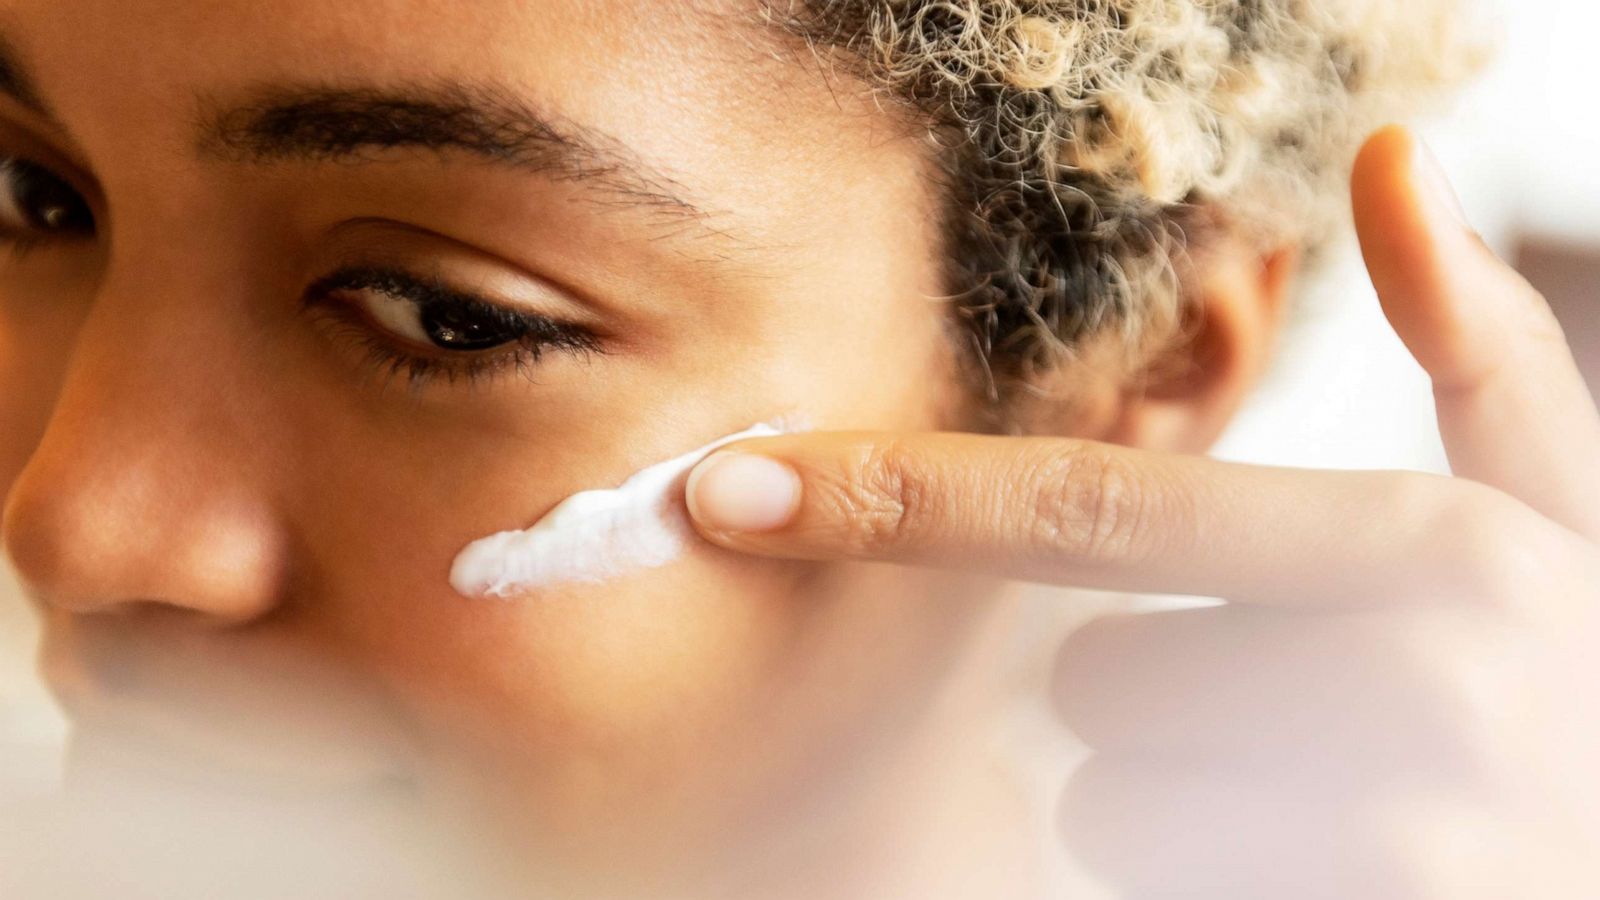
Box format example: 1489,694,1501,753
360,288,523,352
309,266,539,353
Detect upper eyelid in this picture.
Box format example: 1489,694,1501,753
307,265,475,308
305,264,602,347
307,265,549,322
319,216,602,295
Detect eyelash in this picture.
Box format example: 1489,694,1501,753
301,265,603,392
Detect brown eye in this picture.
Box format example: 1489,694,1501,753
0,157,95,238
352,288,526,352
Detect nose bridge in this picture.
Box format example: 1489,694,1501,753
1,255,289,622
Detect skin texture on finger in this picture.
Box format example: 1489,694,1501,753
685,430,1581,607
1353,125,1600,540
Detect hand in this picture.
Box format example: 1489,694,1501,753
682,126,1600,897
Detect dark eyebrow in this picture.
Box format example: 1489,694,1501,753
197,81,729,240
0,32,52,117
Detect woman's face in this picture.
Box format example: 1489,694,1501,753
0,0,988,864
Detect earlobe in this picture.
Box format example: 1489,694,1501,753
1099,241,1299,454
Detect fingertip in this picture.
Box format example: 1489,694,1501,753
1351,126,1490,368
685,451,802,537
1352,125,1415,190
1352,126,1567,399
1353,124,1473,257
1351,126,1431,264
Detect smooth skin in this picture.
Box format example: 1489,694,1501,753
687,126,1600,897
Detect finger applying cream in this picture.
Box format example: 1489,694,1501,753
450,422,786,598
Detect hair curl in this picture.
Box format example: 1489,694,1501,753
764,0,1487,418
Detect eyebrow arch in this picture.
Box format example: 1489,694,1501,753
196,80,727,239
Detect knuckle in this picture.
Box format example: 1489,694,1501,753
1505,272,1569,346
1521,296,1570,350
1385,469,1452,512
832,438,923,555
1433,484,1568,611
1027,445,1152,563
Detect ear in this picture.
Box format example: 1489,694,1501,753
1070,238,1300,453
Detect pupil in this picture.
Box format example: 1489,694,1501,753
12,162,94,233
420,303,520,351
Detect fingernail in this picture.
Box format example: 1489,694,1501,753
686,452,801,533
1413,136,1471,230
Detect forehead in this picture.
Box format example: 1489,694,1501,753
14,0,736,82
12,0,742,128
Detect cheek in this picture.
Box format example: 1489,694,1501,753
0,337,51,495
308,494,818,814
281,417,811,755
0,289,88,497
734,248,965,431
269,244,966,822
413,556,810,740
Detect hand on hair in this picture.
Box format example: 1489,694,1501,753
685,125,1600,897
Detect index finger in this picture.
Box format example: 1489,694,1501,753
682,431,1573,606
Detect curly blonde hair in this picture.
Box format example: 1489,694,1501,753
765,0,1487,416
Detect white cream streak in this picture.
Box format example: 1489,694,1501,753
450,422,783,598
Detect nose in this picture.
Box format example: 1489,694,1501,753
1,276,288,623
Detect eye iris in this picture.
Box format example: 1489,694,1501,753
419,302,522,351
10,162,93,233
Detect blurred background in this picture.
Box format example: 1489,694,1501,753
3,0,1598,808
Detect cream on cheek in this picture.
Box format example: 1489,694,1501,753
450,422,784,598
